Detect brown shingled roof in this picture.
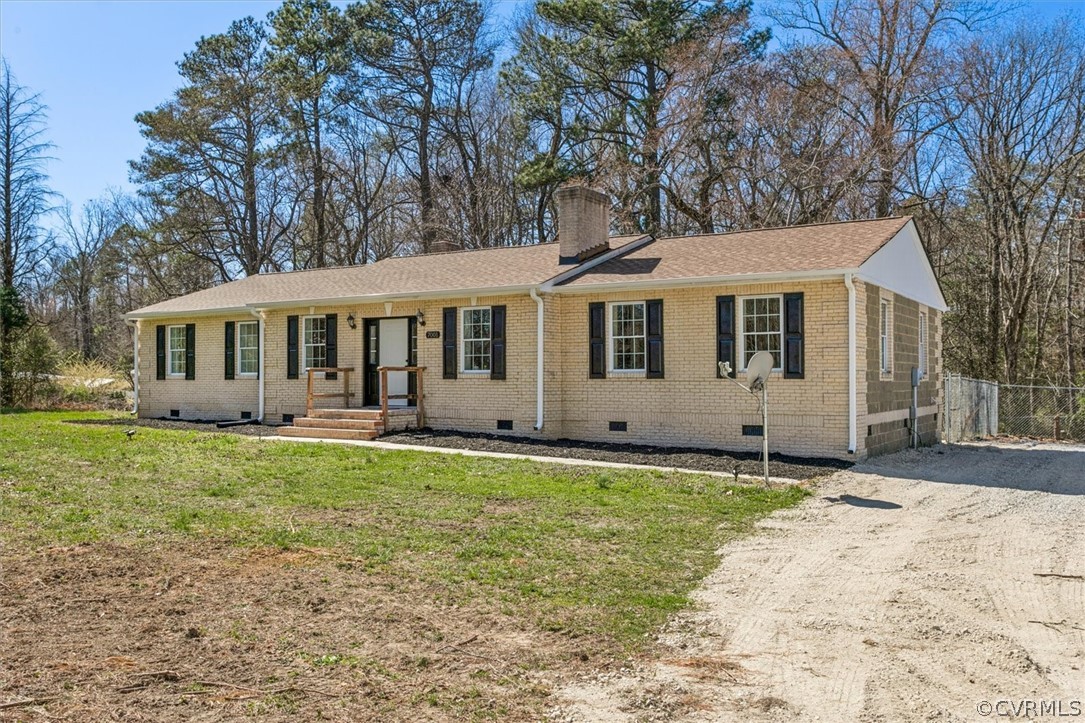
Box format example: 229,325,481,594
558,217,911,288
127,236,646,317
126,219,909,317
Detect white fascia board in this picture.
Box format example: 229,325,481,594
244,284,539,310
122,307,250,321
549,268,855,296
124,286,543,319
857,220,949,311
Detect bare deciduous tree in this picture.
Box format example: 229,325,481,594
943,18,1085,382
0,59,55,406
54,199,122,360
772,0,996,217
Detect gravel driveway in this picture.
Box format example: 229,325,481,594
552,441,1085,722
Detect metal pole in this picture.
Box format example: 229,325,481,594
762,385,769,485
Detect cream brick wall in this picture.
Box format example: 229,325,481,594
259,296,541,431
137,297,545,431
135,315,260,420
550,280,854,458
135,276,939,460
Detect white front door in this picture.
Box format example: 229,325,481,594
379,318,410,407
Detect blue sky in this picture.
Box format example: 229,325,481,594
1,0,1080,226
0,0,529,224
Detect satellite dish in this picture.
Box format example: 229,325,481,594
745,351,774,391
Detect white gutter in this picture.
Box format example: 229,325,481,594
529,287,544,430
250,308,267,422
549,268,856,295
125,319,140,415
234,284,544,311
844,273,857,454
124,307,250,322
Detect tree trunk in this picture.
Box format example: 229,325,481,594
643,61,662,234
987,214,1003,381
312,98,327,268
1,93,15,407
418,92,436,253
243,112,260,276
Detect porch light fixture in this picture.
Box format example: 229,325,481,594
416,309,426,327
347,313,356,329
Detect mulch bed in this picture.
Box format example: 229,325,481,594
381,429,850,481
68,417,847,481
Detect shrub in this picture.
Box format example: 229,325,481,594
55,358,131,410
8,326,61,408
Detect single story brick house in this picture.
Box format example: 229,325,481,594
124,186,946,458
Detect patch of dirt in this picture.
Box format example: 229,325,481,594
0,542,614,721
550,441,1085,721
382,429,849,481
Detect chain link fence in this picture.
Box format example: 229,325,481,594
999,383,1085,441
943,373,1085,442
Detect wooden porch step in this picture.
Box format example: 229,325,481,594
277,425,379,441
307,408,385,421
294,417,384,431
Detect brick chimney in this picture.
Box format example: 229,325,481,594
555,184,610,264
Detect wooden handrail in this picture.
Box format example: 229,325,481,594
378,365,426,430
305,367,355,416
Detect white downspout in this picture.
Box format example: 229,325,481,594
250,308,267,422
529,287,544,430
125,319,140,415
844,273,857,454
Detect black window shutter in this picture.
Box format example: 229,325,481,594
155,325,166,380
646,299,664,378
716,295,736,378
184,323,196,380
491,305,506,380
407,317,418,401
287,315,299,379
324,314,338,380
224,321,235,380
443,307,457,379
589,302,606,379
784,292,805,379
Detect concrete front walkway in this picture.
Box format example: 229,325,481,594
263,434,799,485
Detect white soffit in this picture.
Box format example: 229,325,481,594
858,220,948,311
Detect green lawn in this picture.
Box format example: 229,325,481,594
0,411,806,647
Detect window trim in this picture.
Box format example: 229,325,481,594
237,320,259,378
460,305,492,375
918,310,927,378
302,315,328,372
607,300,647,374
738,294,784,372
879,299,891,375
167,324,186,378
